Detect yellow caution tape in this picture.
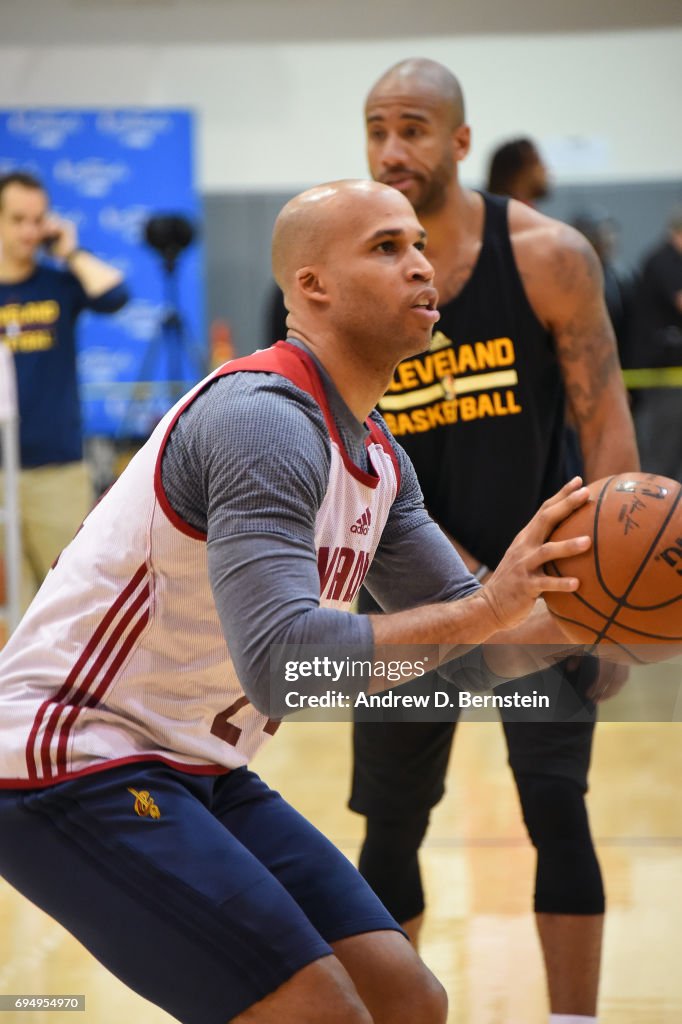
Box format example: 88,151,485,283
622,367,682,389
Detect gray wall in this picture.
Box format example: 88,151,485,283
540,181,682,274
204,192,293,355
203,180,682,357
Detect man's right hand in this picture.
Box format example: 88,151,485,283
369,478,593,664
42,215,78,262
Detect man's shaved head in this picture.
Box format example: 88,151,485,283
270,178,437,372
366,58,465,129
272,183,338,293
272,178,408,294
364,59,469,216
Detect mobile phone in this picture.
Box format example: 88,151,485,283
42,231,61,253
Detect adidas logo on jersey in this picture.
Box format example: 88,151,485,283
351,508,371,535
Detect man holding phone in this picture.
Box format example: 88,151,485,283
0,171,128,608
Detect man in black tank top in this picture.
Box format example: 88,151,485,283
351,59,639,1024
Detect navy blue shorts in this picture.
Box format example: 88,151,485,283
0,762,401,1024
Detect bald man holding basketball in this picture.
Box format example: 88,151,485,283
349,59,640,1024
0,179,593,1024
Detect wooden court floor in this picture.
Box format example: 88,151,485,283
1,716,681,1023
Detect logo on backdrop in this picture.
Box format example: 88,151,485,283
53,158,131,198
96,111,173,149
114,299,164,342
6,112,85,150
0,106,202,436
99,204,151,245
79,346,134,383
0,158,42,179
51,207,87,231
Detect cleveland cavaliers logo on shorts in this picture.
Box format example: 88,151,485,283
128,788,161,819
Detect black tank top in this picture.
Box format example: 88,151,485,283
378,192,566,568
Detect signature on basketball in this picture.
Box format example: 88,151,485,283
615,480,668,536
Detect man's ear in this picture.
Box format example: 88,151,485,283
295,265,329,304
452,123,471,163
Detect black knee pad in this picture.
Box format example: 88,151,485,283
515,773,605,915
358,812,431,925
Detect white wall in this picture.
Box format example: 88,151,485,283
0,28,680,192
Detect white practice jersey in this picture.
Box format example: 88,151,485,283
0,343,400,787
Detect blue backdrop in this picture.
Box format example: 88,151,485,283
0,108,205,436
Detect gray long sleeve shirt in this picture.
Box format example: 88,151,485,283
160,342,489,715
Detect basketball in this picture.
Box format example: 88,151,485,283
544,472,682,659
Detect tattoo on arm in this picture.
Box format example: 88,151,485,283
549,231,622,425
557,320,621,424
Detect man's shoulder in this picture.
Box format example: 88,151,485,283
30,262,75,285
183,367,329,440
208,363,326,404
507,201,600,301
0,262,71,297
507,201,590,260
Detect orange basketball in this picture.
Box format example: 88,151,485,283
544,473,682,660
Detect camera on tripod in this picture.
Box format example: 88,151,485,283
144,215,195,274
117,211,205,443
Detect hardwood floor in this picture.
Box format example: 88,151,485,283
1,713,680,1023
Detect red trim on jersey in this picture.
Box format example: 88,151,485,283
366,418,401,493
0,754,232,790
237,342,400,489
41,582,151,779
153,341,405,535
259,343,382,488
54,602,151,776
154,381,209,540
25,564,150,782
43,583,150,780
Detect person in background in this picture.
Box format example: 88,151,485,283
352,58,638,1024
629,205,682,482
266,268,290,349
0,171,129,608
572,209,633,370
486,138,598,478
486,136,551,206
